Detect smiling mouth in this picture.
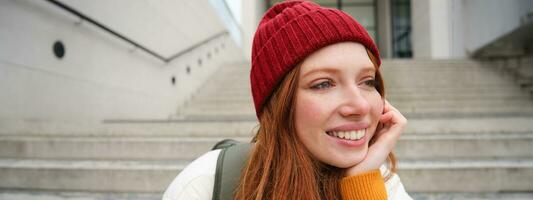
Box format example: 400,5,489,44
326,129,366,141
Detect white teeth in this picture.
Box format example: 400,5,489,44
328,129,365,141
357,130,364,139
349,131,356,140
345,131,350,140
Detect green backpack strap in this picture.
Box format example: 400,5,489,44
212,140,251,200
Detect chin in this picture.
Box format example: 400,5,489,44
327,153,366,168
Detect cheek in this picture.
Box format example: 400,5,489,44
368,94,384,129
372,97,384,116
365,89,384,112
295,97,323,124
294,94,330,135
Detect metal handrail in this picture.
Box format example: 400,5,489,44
167,31,227,61
45,0,227,63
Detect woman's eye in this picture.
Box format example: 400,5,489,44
310,81,333,90
363,79,377,88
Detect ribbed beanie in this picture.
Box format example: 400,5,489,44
250,0,381,117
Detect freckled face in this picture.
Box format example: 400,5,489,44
294,42,384,168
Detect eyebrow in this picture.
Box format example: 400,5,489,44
301,67,340,78
359,66,376,75
301,65,375,79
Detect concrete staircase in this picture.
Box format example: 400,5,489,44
178,59,533,193
1,59,533,199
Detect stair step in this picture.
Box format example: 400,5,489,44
397,132,533,159
0,159,186,192
410,192,533,200
1,132,532,160
1,158,531,192
2,117,531,161
0,136,249,160
398,158,533,192
0,189,161,200
0,120,258,137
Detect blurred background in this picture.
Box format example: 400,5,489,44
1,0,532,199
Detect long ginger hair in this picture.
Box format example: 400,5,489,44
234,49,397,200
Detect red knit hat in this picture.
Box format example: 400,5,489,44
250,0,381,117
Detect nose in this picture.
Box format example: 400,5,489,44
338,85,371,117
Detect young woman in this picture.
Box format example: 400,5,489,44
164,1,411,199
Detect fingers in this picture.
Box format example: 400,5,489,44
382,99,400,113
379,112,393,123
381,100,406,125
374,100,407,149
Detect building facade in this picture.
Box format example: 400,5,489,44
241,0,533,60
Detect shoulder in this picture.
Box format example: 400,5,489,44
380,165,413,200
162,149,221,200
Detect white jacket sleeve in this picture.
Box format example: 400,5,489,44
381,165,413,200
162,150,221,200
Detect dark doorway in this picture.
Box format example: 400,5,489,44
391,0,412,58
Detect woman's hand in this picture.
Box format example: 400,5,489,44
345,100,407,176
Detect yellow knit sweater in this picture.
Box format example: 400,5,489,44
340,169,387,200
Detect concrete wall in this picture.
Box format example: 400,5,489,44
241,0,266,61
412,0,533,59
412,0,452,59
62,0,228,58
411,0,432,58
377,0,392,58
0,0,243,122
449,0,465,58
210,0,244,48
461,0,533,55
429,0,451,58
